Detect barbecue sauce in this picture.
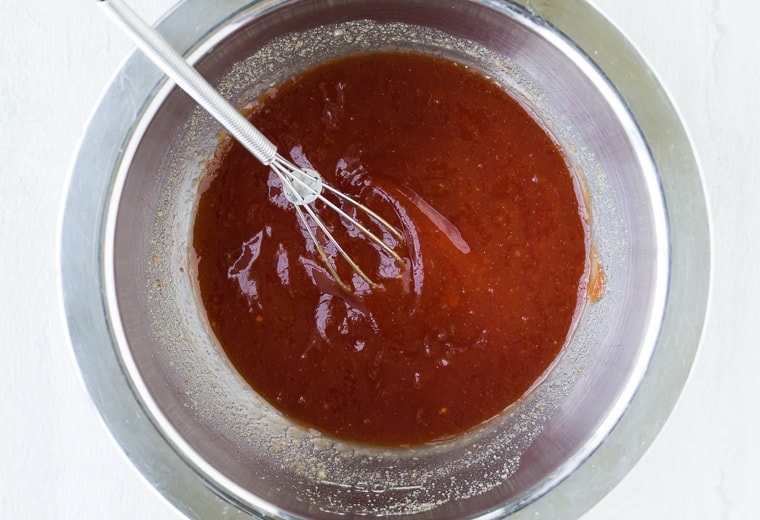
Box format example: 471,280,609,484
192,53,587,446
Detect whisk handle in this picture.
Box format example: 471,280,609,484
97,0,278,166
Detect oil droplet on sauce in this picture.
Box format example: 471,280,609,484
192,52,588,446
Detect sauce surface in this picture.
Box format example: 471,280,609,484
193,53,587,445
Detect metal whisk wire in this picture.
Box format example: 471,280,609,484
99,0,405,291
270,156,404,290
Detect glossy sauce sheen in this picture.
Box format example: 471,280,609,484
193,53,587,446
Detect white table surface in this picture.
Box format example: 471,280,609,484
2,0,757,518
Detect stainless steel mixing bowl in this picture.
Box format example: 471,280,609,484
60,0,709,518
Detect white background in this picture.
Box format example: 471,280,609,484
1,0,758,518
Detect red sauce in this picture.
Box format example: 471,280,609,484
192,53,587,445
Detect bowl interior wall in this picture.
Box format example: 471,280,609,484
108,0,667,517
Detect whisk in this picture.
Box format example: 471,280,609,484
98,0,405,291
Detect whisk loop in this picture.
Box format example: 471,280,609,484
99,0,405,292
270,155,405,291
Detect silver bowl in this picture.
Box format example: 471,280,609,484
60,0,709,518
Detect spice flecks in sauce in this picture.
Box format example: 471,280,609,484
193,53,587,446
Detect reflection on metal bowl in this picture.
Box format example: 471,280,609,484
60,0,709,518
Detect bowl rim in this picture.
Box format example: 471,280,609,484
58,0,710,518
